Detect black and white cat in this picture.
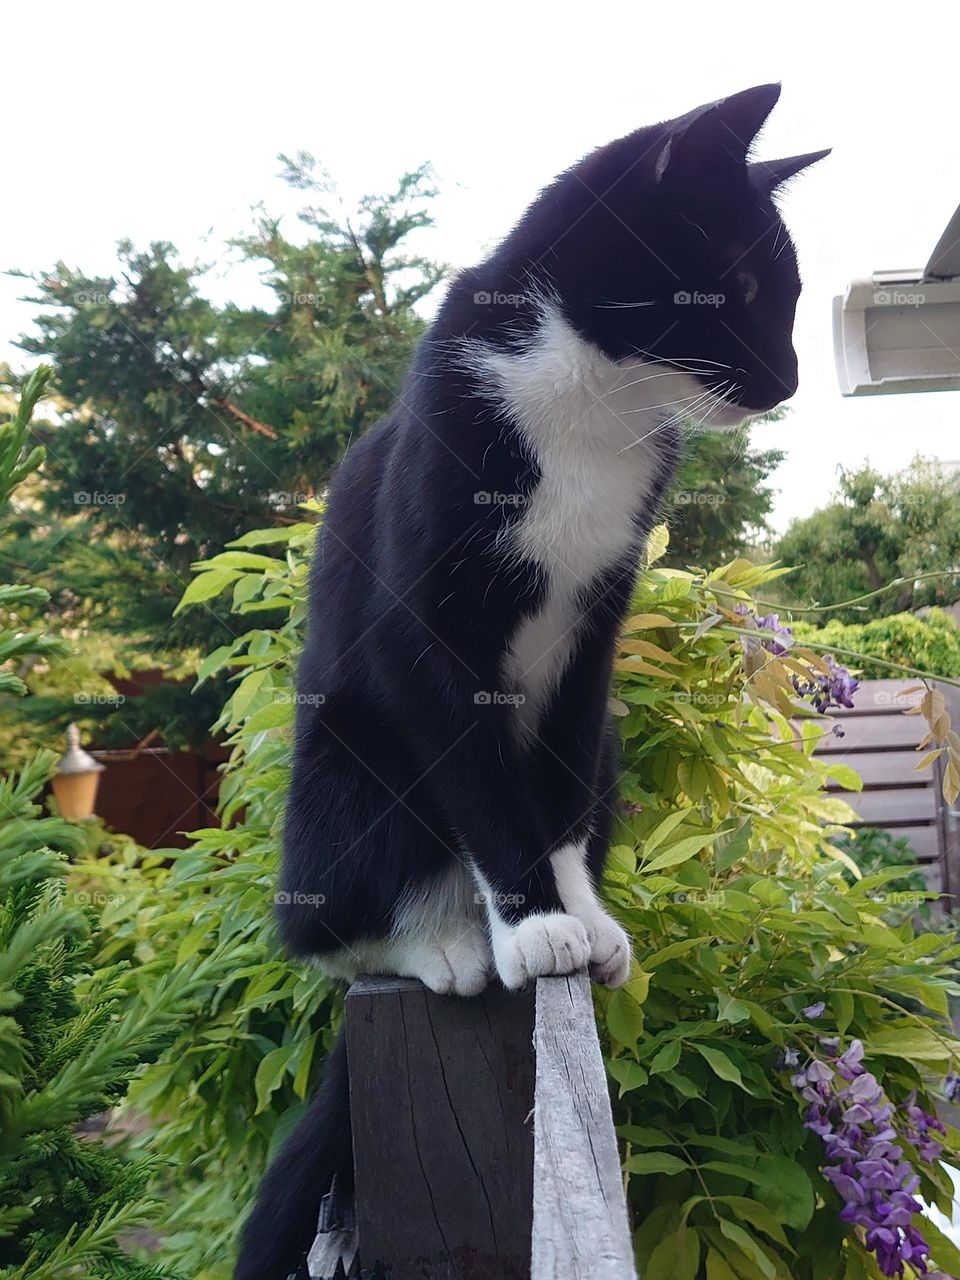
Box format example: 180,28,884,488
236,83,827,1280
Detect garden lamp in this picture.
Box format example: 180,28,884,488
51,722,105,821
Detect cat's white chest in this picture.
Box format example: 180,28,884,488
463,302,695,741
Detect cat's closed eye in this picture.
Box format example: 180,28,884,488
737,269,759,304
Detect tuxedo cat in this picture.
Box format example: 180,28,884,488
235,83,827,1280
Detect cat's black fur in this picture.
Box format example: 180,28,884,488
235,84,827,1280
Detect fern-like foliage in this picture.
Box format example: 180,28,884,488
0,370,197,1279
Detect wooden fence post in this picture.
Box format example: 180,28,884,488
323,973,636,1280
345,975,536,1280
531,975,635,1280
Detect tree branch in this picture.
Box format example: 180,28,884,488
211,399,279,441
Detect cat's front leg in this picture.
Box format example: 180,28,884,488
548,842,632,988
474,856,630,990
480,896,592,991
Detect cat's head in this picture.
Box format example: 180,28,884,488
529,84,828,425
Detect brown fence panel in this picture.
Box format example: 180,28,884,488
90,744,226,849
814,678,953,904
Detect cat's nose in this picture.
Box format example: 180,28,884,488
741,389,790,413
740,365,797,412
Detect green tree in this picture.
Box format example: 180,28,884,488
792,608,960,680
0,369,210,1280
2,160,441,750
663,428,785,567
775,460,960,621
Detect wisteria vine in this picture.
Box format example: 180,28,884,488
783,1018,952,1277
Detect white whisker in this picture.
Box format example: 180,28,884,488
595,300,658,309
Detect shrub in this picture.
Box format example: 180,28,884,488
122,529,960,1279
1,371,199,1280
599,551,960,1279
793,609,960,681
829,827,936,926
89,513,339,1279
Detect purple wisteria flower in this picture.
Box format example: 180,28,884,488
732,607,858,714
756,612,794,657
734,604,795,658
791,654,860,714
903,1093,946,1165
788,1039,940,1277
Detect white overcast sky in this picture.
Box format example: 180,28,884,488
4,1,959,532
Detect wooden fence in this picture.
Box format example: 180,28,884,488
307,973,634,1280
815,679,960,907
89,744,225,848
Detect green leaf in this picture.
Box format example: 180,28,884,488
715,819,753,872
718,1219,775,1279
625,1151,688,1176
244,699,293,734
645,523,671,568
607,1059,649,1096
716,993,752,1025
755,1155,815,1230
194,643,235,687
643,832,718,873
823,762,863,791
642,807,694,855
199,550,283,571
644,938,706,968
176,923,212,965
714,1197,791,1247
693,1044,750,1091
254,1044,296,1114
831,989,854,1036
606,973,649,1051
618,1125,673,1147
233,573,264,607
647,1225,700,1280
606,844,636,875
292,1030,319,1099
231,668,270,722
916,1213,960,1274
869,1027,952,1063
175,567,240,612
663,1069,704,1099
706,1247,741,1280
742,1002,778,1040
701,1161,765,1187
228,525,305,547
649,1040,682,1074
680,1133,762,1159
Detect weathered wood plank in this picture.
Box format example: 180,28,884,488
811,679,960,908
822,749,935,786
308,1227,359,1279
841,787,939,826
937,681,960,909
346,975,535,1280
816,712,927,752
531,974,635,1280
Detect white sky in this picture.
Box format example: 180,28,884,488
4,0,959,533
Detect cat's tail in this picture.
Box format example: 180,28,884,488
234,1028,353,1280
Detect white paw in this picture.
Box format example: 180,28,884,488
582,911,632,989
391,926,492,997
492,912,591,990
442,926,493,997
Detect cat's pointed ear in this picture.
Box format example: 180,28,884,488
748,149,832,193
654,83,782,184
